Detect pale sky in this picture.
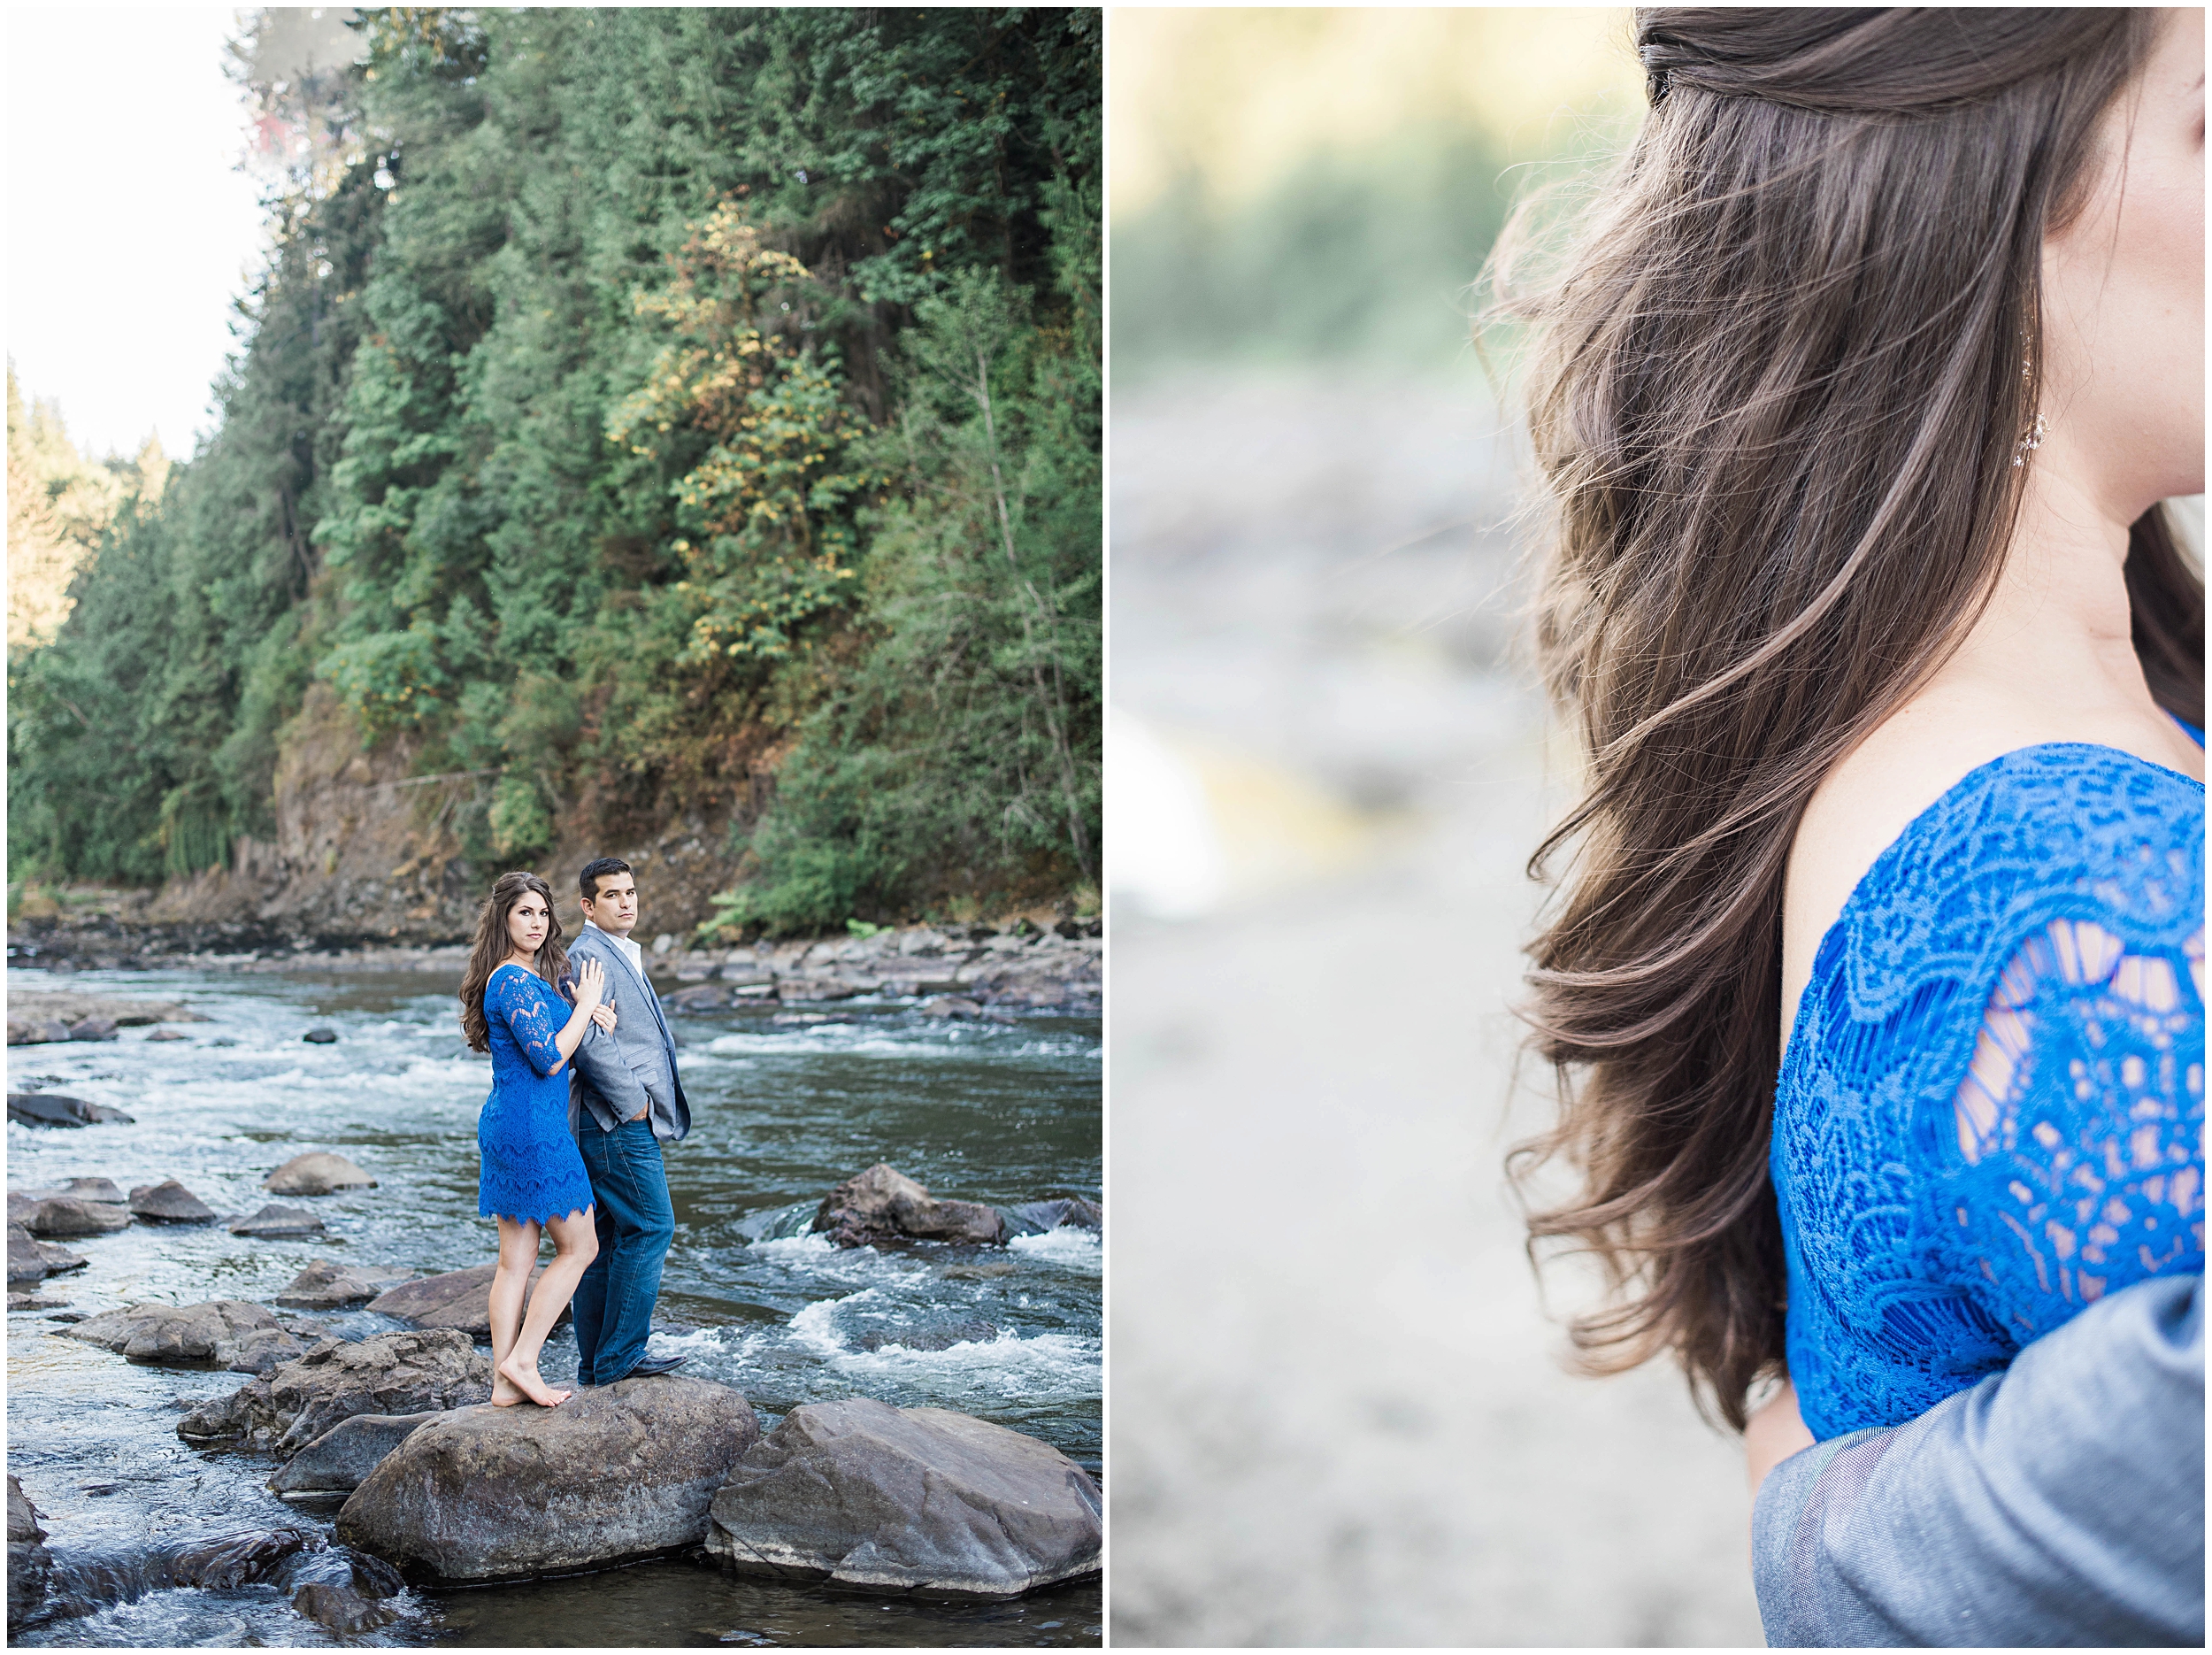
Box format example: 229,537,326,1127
6,6,269,459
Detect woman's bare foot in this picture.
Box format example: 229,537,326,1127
489,1374,527,1407
495,1355,571,1407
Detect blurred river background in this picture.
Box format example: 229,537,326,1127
1106,11,1767,1644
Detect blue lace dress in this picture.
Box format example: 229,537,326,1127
478,963,595,1226
1773,742,2205,1441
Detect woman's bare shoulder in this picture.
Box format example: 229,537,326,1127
1780,689,2081,1035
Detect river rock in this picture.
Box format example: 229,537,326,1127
7,1225,87,1284
160,1527,317,1588
9,1293,68,1311
229,1203,326,1238
177,1329,492,1457
144,1028,191,1042
61,1299,312,1374
7,991,206,1028
66,1017,119,1042
335,1376,762,1582
265,1151,376,1195
272,1411,443,1497
813,1163,1006,1248
128,1180,218,1223
8,1475,51,1629
919,995,986,1020
294,1579,402,1633
276,1258,415,1311
303,1028,340,1044
5,1091,134,1128
6,1020,73,1047
365,1260,565,1338
14,1194,133,1237
21,1177,127,1205
1001,1197,1104,1236
704,1398,1102,1598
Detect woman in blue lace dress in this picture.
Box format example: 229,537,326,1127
459,871,614,1408
1502,6,2203,1484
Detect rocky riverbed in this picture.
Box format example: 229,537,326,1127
5,915,1102,1015
5,958,1100,1646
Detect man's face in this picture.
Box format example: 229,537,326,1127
581,872,640,937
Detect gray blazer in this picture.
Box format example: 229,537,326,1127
563,925,691,1143
1754,1273,2203,1648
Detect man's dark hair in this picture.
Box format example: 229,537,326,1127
579,857,634,903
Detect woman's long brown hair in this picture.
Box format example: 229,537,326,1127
459,871,572,1052
1496,9,2203,1430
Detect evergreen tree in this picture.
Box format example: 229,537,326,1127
8,7,1101,931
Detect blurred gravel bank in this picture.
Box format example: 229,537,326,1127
1108,372,1766,1646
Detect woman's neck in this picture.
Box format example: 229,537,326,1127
503,948,538,974
1932,447,2200,774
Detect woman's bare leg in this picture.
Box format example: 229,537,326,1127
495,1205,597,1407
488,1216,541,1406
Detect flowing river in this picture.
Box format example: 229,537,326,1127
5,964,1102,1647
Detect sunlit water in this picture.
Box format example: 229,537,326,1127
6,966,1101,1647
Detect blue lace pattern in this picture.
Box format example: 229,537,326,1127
478,963,595,1225
1774,744,2205,1440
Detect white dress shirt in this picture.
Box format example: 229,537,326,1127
584,920,646,981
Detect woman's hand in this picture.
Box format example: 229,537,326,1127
553,958,610,1063
572,957,607,1015
590,1003,618,1034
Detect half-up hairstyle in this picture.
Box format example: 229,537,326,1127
1498,9,2201,1429
458,871,572,1052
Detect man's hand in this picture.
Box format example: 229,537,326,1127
1747,1378,1816,1496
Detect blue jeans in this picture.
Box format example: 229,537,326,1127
572,1118,673,1384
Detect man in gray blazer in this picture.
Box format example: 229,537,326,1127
562,856,691,1383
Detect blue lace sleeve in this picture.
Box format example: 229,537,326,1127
1948,918,2203,1300
491,967,568,1079
1776,745,2205,1440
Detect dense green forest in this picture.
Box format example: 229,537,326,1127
8,6,1101,935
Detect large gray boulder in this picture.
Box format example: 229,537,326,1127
813,1164,1006,1249
6,1224,86,1285
276,1259,414,1311
271,1412,443,1498
177,1329,491,1457
129,1180,217,1223
705,1398,1102,1599
7,1474,50,1629
335,1376,761,1583
265,1151,376,1196
12,1193,132,1237
61,1300,311,1374
365,1260,564,1338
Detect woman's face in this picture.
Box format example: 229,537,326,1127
507,889,549,956
2039,9,2206,520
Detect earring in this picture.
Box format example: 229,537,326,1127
2011,349,2046,468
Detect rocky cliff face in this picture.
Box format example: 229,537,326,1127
140,687,750,943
